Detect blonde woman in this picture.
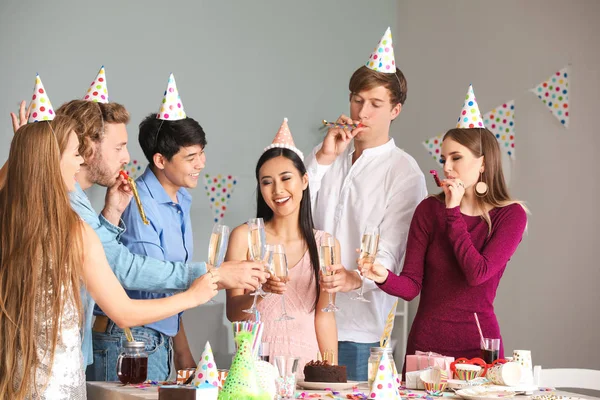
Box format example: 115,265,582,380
0,117,218,399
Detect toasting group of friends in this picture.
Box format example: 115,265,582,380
0,27,527,399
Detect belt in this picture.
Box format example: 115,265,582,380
92,315,110,333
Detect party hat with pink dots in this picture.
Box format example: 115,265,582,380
262,118,304,161
28,74,55,123
83,66,109,103
192,342,219,388
368,352,401,399
365,27,396,73
156,73,187,121
456,84,485,129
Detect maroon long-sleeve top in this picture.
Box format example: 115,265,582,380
378,197,527,364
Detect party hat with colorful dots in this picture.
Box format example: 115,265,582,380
483,100,516,158
456,84,485,129
83,66,109,103
369,352,401,399
203,174,238,223
156,73,186,121
530,66,570,128
218,332,270,400
422,133,445,165
365,27,396,73
28,74,55,123
262,117,304,161
192,342,219,388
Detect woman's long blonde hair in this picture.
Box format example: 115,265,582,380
0,116,84,399
434,128,527,232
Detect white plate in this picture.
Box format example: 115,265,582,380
296,379,359,390
456,386,517,400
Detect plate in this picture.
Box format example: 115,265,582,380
456,386,517,400
296,379,359,390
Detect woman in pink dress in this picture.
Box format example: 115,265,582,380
226,122,338,377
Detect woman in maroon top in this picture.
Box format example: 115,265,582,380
360,127,527,369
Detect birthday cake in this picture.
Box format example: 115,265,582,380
303,360,347,383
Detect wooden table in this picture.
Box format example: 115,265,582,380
87,381,598,399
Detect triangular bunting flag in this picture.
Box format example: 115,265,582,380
369,352,401,399
422,134,444,165
203,174,237,223
124,160,143,180
483,100,515,158
530,66,570,128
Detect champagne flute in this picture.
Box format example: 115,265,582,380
243,244,273,314
206,223,230,305
351,225,379,303
271,244,294,321
248,218,267,297
319,235,340,312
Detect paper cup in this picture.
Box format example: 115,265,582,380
454,364,481,381
420,367,448,396
486,362,522,386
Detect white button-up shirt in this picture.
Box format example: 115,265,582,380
306,138,427,343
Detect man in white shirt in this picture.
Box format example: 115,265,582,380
305,36,427,380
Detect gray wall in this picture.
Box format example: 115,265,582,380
391,0,600,370
0,0,397,368
1,0,598,371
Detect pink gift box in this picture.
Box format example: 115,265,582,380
406,351,454,378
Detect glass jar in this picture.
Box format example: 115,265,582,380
116,341,148,384
368,347,397,388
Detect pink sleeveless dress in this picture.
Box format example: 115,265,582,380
257,230,325,379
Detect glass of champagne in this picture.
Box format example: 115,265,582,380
206,223,230,305
243,243,273,314
319,235,339,312
351,225,379,303
248,218,267,297
271,244,294,321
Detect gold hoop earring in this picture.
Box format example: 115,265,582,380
475,172,488,197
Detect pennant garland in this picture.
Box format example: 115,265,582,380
530,66,569,128
124,160,143,180
203,174,237,223
483,100,515,158
422,134,444,165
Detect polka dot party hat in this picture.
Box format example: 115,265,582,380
28,74,55,123
422,133,445,165
365,27,396,73
456,84,485,129
530,66,569,128
156,73,186,121
218,331,269,400
483,100,515,158
263,117,304,161
192,341,219,388
369,351,401,399
83,66,109,103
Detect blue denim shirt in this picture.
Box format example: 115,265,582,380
97,167,194,337
69,183,206,366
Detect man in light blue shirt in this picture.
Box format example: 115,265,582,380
90,113,208,381
55,100,267,371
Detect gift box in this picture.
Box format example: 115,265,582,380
159,383,218,400
405,369,425,390
176,368,196,384
406,351,454,378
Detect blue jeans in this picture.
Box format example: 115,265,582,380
338,341,379,381
86,321,172,382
